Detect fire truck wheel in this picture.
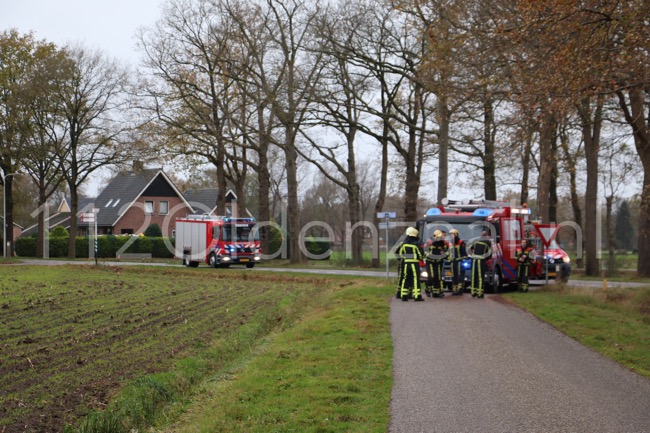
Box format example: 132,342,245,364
209,253,218,268
246,263,255,269
488,267,503,293
183,257,191,267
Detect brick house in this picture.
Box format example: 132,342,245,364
88,166,193,237
21,166,250,239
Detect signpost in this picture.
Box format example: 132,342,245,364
377,212,397,279
82,209,99,265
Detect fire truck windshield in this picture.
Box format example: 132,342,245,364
222,224,260,242
421,220,498,243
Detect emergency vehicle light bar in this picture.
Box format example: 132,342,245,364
426,208,442,216
473,208,494,217
511,208,531,214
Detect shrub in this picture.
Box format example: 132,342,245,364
50,226,69,237
304,236,331,260
144,223,162,237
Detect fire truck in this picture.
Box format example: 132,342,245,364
416,199,570,292
175,215,261,268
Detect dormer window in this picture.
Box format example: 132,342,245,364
105,199,113,207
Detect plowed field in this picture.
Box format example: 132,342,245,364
0,265,322,432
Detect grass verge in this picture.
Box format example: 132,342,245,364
504,284,650,378
163,282,394,432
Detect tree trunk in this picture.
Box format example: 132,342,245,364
285,127,303,264
36,187,48,258
436,96,449,203
347,129,363,265
560,126,583,268
549,128,558,223
483,99,497,200
216,138,227,215
257,140,272,255
605,194,617,275
2,174,14,257
372,131,389,268
520,128,533,205
537,112,555,223
616,86,650,277
68,186,78,259
579,96,603,277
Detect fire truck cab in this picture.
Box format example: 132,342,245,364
416,199,539,293
175,215,261,268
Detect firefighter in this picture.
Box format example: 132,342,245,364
449,228,467,296
425,230,449,297
516,239,535,292
469,231,492,298
397,227,424,301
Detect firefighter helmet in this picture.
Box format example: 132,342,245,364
450,228,459,236
405,227,419,237
433,230,443,238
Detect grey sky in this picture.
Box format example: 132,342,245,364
0,0,163,65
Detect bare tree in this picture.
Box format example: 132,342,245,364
53,45,131,258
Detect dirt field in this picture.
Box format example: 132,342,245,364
0,264,319,432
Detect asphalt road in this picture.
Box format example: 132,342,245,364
388,294,650,433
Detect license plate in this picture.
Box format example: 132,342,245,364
445,271,452,277
240,258,250,262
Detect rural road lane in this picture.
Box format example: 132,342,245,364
388,294,650,433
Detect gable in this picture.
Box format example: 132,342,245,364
142,175,178,197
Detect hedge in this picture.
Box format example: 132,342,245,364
15,236,176,259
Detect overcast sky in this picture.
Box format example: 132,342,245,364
0,0,164,66
1,0,167,195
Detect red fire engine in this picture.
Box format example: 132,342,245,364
175,215,261,268
416,199,570,292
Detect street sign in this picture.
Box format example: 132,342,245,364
378,222,397,229
81,213,95,223
377,211,396,219
534,224,559,248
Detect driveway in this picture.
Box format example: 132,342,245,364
388,294,650,433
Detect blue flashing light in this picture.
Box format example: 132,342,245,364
426,208,442,216
461,259,472,269
473,208,494,217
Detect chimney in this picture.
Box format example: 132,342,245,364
133,160,144,173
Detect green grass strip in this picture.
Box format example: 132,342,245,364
167,282,394,433
504,284,650,378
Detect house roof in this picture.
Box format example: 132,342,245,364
0,217,24,230
90,168,191,227
20,196,93,237
183,188,238,216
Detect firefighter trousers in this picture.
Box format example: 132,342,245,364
470,258,486,297
425,260,444,295
517,263,530,292
451,259,464,293
399,260,421,300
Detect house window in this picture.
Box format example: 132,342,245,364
160,201,169,215
144,201,154,215
121,228,133,234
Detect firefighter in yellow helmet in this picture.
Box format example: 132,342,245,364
397,227,424,301
469,230,492,298
424,229,449,298
449,228,467,295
